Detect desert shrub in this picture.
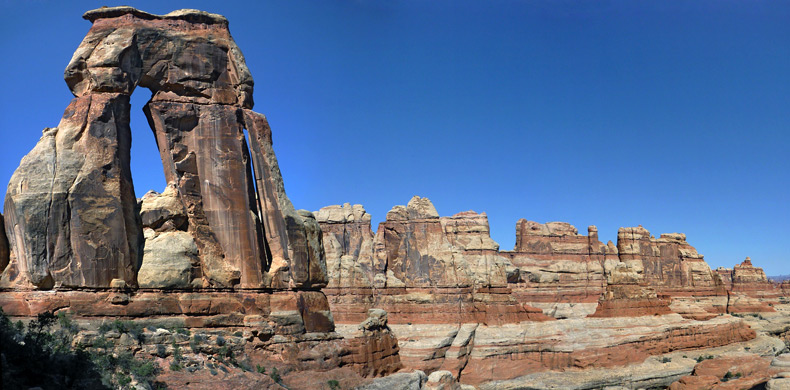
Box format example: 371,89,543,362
0,308,161,389
270,367,282,383
98,319,146,342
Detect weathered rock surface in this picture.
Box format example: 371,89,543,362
138,230,198,289
478,333,783,390
5,94,142,289
590,262,673,317
669,354,780,390
616,227,722,294
4,6,325,290
503,221,615,307
319,197,785,388
355,370,427,390
4,6,790,390
319,198,550,325
732,257,773,291
340,309,403,377
139,185,188,232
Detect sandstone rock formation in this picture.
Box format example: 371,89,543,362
732,257,772,291
590,261,673,317
3,6,324,290
0,8,395,389
340,309,403,377
503,221,617,317
3,6,788,390
319,197,779,387
616,227,721,294
318,198,551,325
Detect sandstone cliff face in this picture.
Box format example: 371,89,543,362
3,6,325,290
617,227,720,293
590,262,673,318
3,6,785,390
318,197,550,325
731,257,772,290
504,221,618,311
316,203,378,289
0,8,404,388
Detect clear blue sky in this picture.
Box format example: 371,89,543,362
1,1,788,274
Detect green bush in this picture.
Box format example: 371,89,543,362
0,308,161,389
270,367,282,384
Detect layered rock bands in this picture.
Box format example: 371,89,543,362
0,7,393,385
1,6,785,390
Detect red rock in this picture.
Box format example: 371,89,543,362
590,284,674,317
455,320,756,385
616,227,721,294
339,309,403,377
668,375,720,390
669,355,779,390
504,222,614,304
731,257,773,292
4,6,325,290
318,200,551,325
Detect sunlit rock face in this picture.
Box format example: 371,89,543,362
317,197,551,325
3,6,326,290
0,9,408,387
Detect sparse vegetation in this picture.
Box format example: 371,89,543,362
660,357,672,363
0,308,161,389
328,379,341,390
722,371,743,382
270,367,282,384
169,340,184,371
98,318,146,342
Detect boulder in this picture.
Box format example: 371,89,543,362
138,185,187,231
138,231,197,289
355,371,426,390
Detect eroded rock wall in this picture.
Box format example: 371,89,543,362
3,6,325,291
0,7,398,386
617,227,721,294
318,198,551,325
504,221,618,315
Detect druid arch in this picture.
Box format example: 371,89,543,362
3,7,327,290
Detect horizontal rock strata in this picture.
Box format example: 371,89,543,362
318,199,552,325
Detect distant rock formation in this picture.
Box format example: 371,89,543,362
318,196,782,323
318,196,771,385
317,197,550,325
616,227,720,293
732,257,772,291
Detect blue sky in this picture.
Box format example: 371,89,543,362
1,1,788,274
